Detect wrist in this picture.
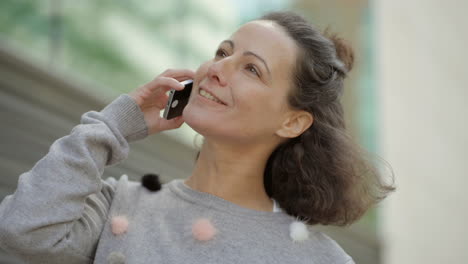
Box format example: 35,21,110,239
100,94,148,142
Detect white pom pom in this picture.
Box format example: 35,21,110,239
107,251,126,264
289,220,310,242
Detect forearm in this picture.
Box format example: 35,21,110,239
0,94,147,260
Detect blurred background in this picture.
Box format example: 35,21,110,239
0,0,466,263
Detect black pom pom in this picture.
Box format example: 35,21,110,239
141,173,161,192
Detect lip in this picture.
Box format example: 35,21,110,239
196,93,227,107
198,86,228,106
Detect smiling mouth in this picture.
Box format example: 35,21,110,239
199,88,226,105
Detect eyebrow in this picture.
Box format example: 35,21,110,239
220,40,271,77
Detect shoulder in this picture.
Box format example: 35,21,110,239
271,216,353,263
102,174,172,206
270,218,353,263
306,228,353,263
102,174,156,193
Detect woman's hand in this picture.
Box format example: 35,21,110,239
128,69,195,135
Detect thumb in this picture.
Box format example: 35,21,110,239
158,116,185,132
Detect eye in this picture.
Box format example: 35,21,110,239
245,63,260,77
215,48,228,58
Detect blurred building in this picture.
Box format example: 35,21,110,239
376,0,468,263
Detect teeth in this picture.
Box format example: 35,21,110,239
200,89,223,104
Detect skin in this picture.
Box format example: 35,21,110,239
130,21,313,212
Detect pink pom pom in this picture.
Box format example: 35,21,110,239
111,215,129,235
192,218,217,241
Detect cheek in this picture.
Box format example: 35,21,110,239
234,82,276,114
194,61,210,82
187,61,209,103
235,89,283,128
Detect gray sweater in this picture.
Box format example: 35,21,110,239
0,94,355,264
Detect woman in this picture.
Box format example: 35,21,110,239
0,11,394,264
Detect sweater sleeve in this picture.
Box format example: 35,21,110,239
0,94,148,263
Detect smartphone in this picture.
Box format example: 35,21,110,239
163,79,193,120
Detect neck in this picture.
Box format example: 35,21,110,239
184,139,276,212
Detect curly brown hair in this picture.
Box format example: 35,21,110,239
258,11,396,226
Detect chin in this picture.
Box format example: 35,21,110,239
183,104,235,142
182,103,212,136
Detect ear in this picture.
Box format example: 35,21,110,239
275,110,313,139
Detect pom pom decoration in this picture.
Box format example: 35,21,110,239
192,218,217,241
289,220,310,242
111,215,129,235
141,173,162,192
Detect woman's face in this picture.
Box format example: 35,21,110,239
183,20,299,145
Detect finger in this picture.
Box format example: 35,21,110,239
170,116,185,129
154,93,169,109
160,69,196,80
146,77,184,93
159,116,185,131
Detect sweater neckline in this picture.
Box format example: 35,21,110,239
167,178,290,221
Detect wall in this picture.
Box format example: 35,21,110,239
376,1,468,263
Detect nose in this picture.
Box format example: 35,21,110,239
207,59,230,87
